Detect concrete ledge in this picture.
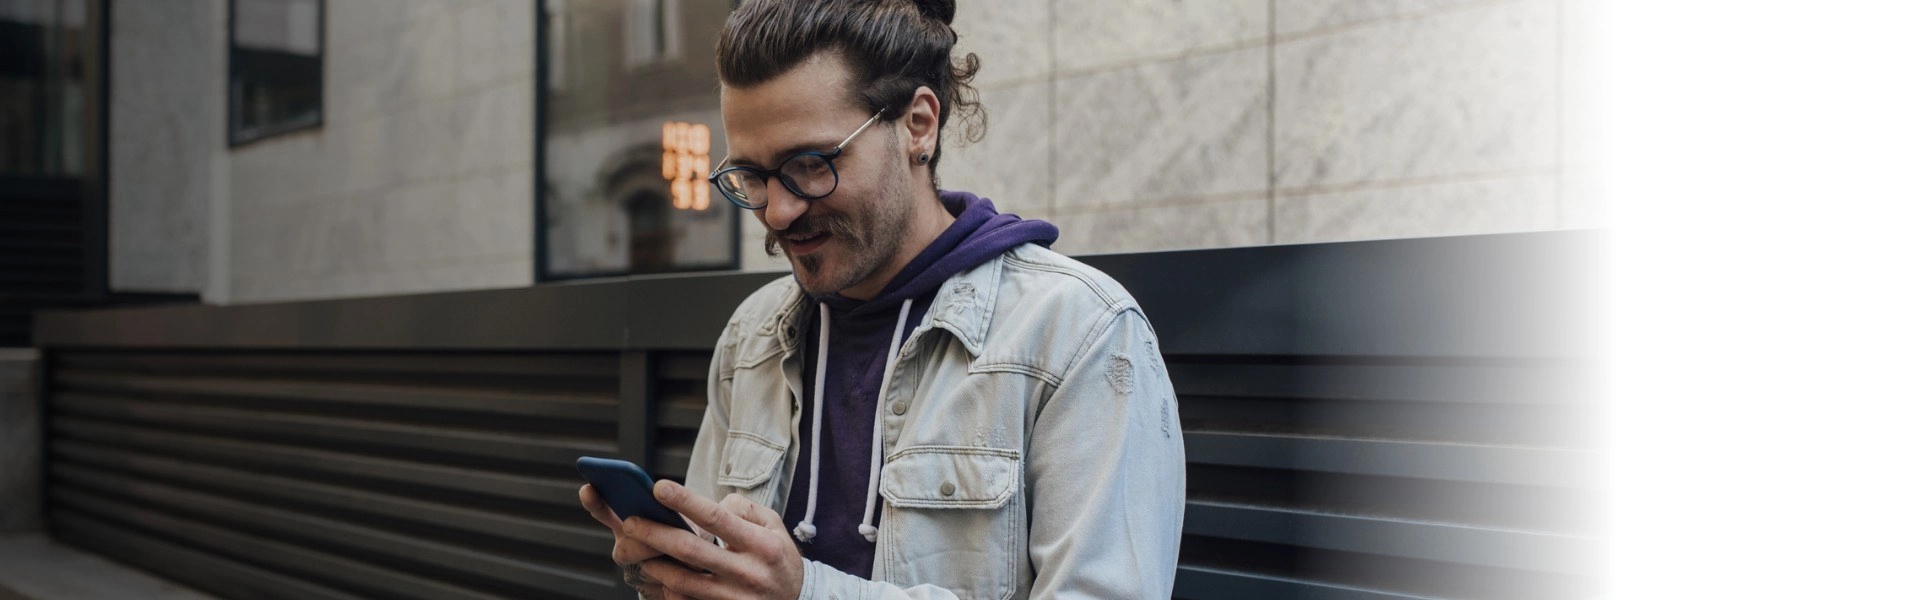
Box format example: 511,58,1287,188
0,533,219,600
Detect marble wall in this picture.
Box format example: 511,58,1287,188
109,0,215,293
937,0,1586,256
222,0,536,303
107,0,1586,301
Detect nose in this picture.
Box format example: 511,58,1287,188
758,180,810,232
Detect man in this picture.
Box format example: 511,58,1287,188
578,1,1185,598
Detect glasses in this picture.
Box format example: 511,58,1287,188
708,112,884,210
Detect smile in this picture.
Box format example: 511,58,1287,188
787,232,830,255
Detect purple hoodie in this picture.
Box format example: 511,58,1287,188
780,191,1059,578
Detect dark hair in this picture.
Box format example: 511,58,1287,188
716,0,985,188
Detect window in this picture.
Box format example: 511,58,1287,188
537,0,738,280
228,0,322,146
0,0,108,342
0,0,95,177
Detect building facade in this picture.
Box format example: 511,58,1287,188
60,0,1591,304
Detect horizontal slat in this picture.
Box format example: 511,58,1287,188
1167,362,1593,405
657,353,710,381
50,510,365,600
1178,395,1594,449
658,392,706,429
1183,432,1597,489
52,440,606,554
653,446,693,480
50,488,514,600
58,352,619,379
1183,500,1595,574
54,370,617,420
50,418,581,507
53,392,615,464
52,466,616,600
1173,565,1437,600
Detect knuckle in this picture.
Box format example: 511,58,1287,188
654,532,688,556
703,502,731,524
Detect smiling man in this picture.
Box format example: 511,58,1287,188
577,1,1186,598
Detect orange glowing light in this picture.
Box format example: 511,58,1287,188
662,121,712,210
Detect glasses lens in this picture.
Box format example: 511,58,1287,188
779,154,837,199
714,169,765,208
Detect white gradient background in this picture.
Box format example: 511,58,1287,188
1602,1,1920,597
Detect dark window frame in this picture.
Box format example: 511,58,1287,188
225,0,325,147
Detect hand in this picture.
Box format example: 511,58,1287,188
633,480,805,600
579,484,668,596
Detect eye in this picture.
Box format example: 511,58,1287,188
786,154,830,177
805,157,832,175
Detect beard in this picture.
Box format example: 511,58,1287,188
765,163,914,297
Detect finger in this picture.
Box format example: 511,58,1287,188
611,520,664,564
641,557,725,599
656,480,762,549
579,484,622,531
629,510,747,579
720,493,785,531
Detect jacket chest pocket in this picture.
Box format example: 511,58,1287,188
877,446,1022,600
716,431,785,506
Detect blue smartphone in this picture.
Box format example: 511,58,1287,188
576,456,692,531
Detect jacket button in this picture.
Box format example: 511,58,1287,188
940,482,956,496
724,462,733,475
784,327,796,338
890,401,907,416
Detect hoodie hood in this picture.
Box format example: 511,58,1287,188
819,190,1058,316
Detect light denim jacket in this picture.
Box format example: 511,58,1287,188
684,243,1186,600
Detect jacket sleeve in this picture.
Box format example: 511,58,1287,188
1023,307,1186,598
796,308,1187,600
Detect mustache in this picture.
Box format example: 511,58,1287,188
764,212,861,256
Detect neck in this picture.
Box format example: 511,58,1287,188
837,188,953,301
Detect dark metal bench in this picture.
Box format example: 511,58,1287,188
32,230,1601,599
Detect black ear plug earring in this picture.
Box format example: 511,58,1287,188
917,153,930,165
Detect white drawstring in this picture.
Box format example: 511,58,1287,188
790,299,914,544
859,298,913,542
792,303,831,542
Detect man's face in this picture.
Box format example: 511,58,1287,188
720,54,913,297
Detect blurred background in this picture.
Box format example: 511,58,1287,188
1,1,1606,599
0,0,1591,318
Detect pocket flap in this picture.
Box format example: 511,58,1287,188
716,431,784,489
879,446,1020,509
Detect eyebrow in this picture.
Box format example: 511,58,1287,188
724,139,839,169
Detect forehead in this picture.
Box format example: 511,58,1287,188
719,53,866,164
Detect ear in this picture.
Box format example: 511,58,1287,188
902,86,942,164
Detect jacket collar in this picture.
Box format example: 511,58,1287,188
764,253,1004,358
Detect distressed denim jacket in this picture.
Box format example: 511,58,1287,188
682,243,1186,600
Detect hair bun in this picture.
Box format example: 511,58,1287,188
912,0,956,24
